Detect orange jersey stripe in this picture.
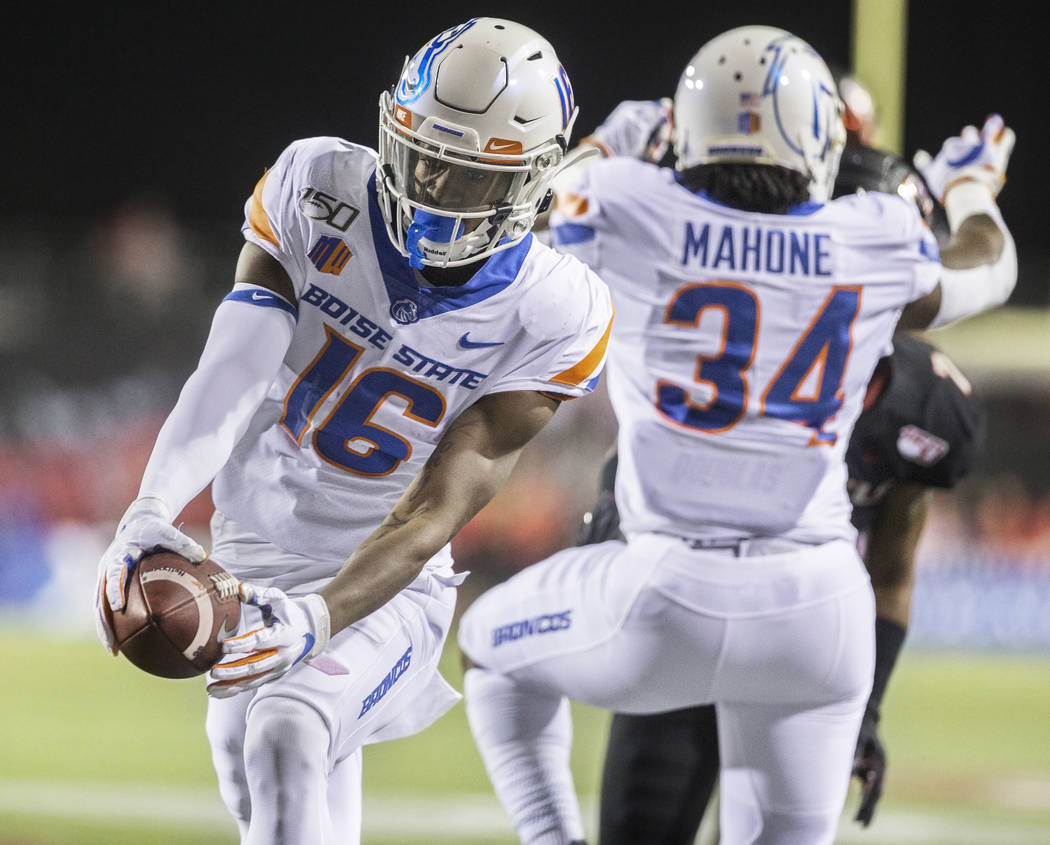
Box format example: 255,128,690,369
550,308,613,386
249,171,280,248
555,192,590,217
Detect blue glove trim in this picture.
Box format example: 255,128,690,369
948,144,985,168
294,633,316,666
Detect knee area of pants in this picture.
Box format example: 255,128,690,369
244,697,330,770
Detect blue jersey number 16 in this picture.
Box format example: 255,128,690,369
280,326,446,475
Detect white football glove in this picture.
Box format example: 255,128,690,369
913,113,1015,202
206,586,331,698
584,98,674,162
94,496,207,654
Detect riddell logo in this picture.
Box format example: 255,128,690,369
484,138,523,155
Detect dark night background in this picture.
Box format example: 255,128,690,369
8,1,1046,309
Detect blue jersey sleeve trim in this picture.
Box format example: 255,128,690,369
223,288,299,319
551,221,596,246
365,171,528,320
919,232,940,262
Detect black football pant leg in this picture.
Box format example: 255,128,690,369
598,704,720,845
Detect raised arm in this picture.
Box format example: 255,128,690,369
899,115,1017,330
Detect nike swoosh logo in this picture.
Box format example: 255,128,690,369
487,141,518,151
217,616,240,643
293,633,316,666
458,332,505,349
251,291,273,301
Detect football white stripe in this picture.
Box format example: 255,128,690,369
139,569,214,660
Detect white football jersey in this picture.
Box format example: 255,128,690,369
211,137,612,587
551,158,940,544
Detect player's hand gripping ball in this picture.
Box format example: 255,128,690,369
207,587,331,698
101,551,243,679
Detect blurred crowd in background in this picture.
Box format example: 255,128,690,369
2,195,1049,650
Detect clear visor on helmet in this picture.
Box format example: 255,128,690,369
401,143,519,212
380,119,530,217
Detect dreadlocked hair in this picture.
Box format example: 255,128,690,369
678,163,811,214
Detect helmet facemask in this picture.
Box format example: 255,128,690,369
378,92,569,268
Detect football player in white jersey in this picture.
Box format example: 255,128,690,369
457,25,1016,845
93,17,612,845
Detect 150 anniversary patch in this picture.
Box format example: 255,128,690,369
298,187,360,232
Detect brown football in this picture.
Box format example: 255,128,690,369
103,550,241,678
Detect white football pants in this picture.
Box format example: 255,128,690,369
205,528,462,845
458,532,875,845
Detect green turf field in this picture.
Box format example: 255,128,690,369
2,631,1048,844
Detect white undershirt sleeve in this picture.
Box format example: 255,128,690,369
931,183,1018,329
137,292,295,516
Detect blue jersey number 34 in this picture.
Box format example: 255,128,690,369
655,282,860,444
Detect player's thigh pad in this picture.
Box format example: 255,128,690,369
246,565,461,767
652,537,876,706
459,536,731,710
459,539,644,669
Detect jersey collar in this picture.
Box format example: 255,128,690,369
366,170,532,319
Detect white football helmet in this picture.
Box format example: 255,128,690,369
673,25,846,202
377,17,582,268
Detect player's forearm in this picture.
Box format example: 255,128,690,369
321,437,520,634
320,511,453,634
320,390,558,634
872,584,912,628
899,183,1016,330
930,185,1017,328
866,616,907,718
